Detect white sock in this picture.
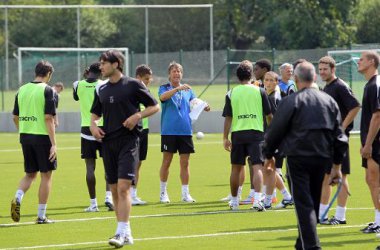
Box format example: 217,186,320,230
249,189,255,197
335,206,346,221
15,190,24,203
375,209,380,226
264,194,272,206
237,186,243,198
105,191,112,202
280,188,292,200
90,198,98,207
131,187,137,198
182,185,189,195
254,192,262,203
37,204,47,219
115,221,128,238
231,196,238,204
319,203,329,220
160,181,167,194
273,189,277,198
262,185,267,194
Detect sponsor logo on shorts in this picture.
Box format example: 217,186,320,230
237,114,257,119
128,173,135,177
19,116,37,122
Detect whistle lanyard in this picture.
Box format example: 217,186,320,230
173,89,183,110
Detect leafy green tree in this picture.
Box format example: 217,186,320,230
355,0,380,44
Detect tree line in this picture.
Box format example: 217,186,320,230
0,0,378,55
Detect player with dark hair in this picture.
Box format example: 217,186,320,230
131,64,153,205
11,60,57,224
91,50,159,247
73,62,113,212
223,60,272,211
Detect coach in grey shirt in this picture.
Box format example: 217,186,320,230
262,61,348,250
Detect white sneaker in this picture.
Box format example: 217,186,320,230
220,194,232,202
160,192,170,203
132,197,147,205
84,206,99,212
229,200,239,210
240,195,254,205
109,234,134,247
251,201,266,212
182,193,196,203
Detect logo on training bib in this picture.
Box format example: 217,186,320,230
109,96,114,103
237,114,257,119
19,116,37,122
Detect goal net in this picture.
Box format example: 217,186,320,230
17,47,129,87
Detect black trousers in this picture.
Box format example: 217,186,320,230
287,156,331,250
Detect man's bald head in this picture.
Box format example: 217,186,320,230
294,61,316,84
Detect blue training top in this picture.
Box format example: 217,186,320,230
278,79,296,95
159,83,196,135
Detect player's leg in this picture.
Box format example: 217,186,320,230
132,130,148,205
319,173,332,222
178,136,195,202
229,164,244,210
159,135,176,203
263,162,275,209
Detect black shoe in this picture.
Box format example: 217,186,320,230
264,204,272,210
361,222,374,231
325,216,347,225
362,223,380,233
105,201,114,211
375,245,380,250
36,217,54,224
11,199,21,222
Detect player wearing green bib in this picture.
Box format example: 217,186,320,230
223,60,272,211
11,60,57,224
73,62,113,212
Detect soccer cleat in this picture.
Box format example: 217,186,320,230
361,222,374,231
319,218,329,225
264,204,272,210
160,192,170,203
182,193,196,203
220,194,232,202
11,199,21,222
84,206,99,212
240,195,254,205
36,217,54,224
229,201,239,211
109,234,134,248
251,201,266,212
132,197,147,205
362,223,380,233
105,201,114,211
275,198,294,209
323,216,347,225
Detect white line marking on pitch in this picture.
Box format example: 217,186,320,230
0,207,373,227
0,224,368,250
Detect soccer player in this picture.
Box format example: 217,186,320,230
223,60,272,211
11,60,57,224
90,50,159,247
131,64,154,205
262,71,293,209
318,56,360,225
263,61,347,249
52,82,64,127
158,61,210,203
278,63,296,96
73,62,113,212
357,51,380,234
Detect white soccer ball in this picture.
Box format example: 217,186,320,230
196,131,205,140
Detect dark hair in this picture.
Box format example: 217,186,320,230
53,82,64,89
99,50,125,72
35,60,54,77
364,50,380,68
88,62,101,74
236,60,253,81
135,64,152,77
293,58,307,70
255,59,272,72
318,56,336,69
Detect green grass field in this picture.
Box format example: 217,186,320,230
0,133,379,249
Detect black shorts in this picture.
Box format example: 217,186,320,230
325,145,350,174
81,138,102,159
22,144,57,173
139,129,149,161
231,141,264,165
102,136,139,185
362,143,380,168
161,135,194,154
